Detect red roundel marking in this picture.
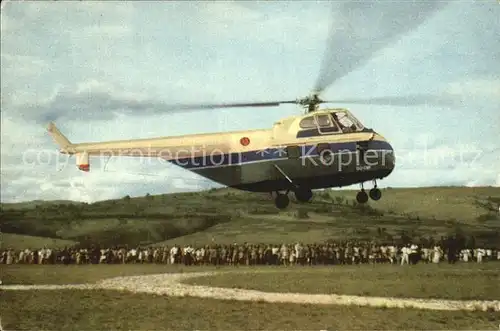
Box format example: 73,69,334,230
240,137,250,146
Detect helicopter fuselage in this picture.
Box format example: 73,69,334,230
175,129,394,192
175,108,395,192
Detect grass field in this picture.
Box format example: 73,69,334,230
1,186,500,248
0,264,206,285
3,263,499,300
184,263,500,301
3,290,498,330
1,264,499,330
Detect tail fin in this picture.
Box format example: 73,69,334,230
47,122,75,153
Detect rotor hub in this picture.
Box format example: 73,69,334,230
297,94,324,113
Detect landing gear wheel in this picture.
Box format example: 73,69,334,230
356,190,369,204
369,188,382,201
275,194,290,209
294,188,313,203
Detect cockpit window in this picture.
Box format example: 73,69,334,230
336,112,354,127
331,111,364,132
299,116,316,129
299,112,363,133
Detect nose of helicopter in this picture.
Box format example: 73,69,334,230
368,133,395,174
385,141,396,173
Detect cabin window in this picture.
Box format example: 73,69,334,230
315,114,341,134
299,116,316,129
316,114,333,127
286,145,300,159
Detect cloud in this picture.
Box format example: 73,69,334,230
80,25,132,38
5,81,165,123
384,168,497,188
394,140,499,171
447,79,500,100
382,138,499,190
0,53,48,76
159,2,330,48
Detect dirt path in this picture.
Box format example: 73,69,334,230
2,272,499,312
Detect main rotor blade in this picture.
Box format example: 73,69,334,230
314,1,451,94
159,100,297,111
327,94,465,107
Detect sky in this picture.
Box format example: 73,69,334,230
1,0,499,203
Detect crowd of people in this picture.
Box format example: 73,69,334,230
1,241,498,266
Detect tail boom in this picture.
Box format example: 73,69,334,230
46,122,237,173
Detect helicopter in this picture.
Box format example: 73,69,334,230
47,93,394,209
47,2,451,209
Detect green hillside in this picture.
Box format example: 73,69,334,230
0,233,78,250
0,200,83,210
1,186,499,248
